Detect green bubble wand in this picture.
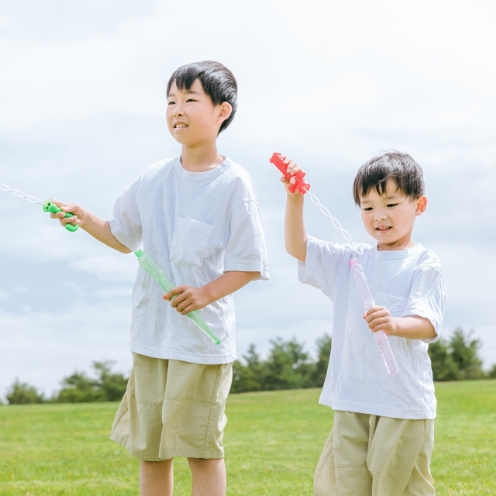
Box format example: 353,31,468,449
0,183,79,232
0,183,220,344
134,250,220,345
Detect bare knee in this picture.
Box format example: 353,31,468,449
187,458,226,496
140,460,174,496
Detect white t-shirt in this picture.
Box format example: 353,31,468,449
110,156,269,364
299,237,446,419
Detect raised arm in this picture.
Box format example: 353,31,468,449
50,200,131,254
282,158,307,262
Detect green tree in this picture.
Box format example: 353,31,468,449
55,371,104,403
311,334,332,387
428,338,459,381
449,328,484,380
93,361,128,401
263,337,312,390
231,344,265,393
53,360,128,403
6,378,45,404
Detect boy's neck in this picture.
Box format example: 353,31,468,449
377,238,416,251
180,142,224,173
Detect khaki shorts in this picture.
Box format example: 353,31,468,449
314,411,435,496
110,353,233,461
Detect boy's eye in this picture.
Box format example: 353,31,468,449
186,98,196,103
387,203,398,208
167,101,175,105
363,207,373,211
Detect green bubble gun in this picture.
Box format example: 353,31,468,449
135,249,220,345
43,200,79,232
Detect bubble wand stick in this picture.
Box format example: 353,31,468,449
270,153,399,375
349,259,399,375
135,250,220,345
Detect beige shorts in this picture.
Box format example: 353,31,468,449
110,353,233,461
314,411,435,496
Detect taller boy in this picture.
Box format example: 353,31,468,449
51,61,268,496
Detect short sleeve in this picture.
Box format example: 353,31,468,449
298,236,352,300
402,265,447,343
224,199,269,280
109,178,142,252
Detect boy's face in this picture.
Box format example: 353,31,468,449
359,178,427,251
166,79,230,146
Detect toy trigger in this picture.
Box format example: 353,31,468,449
43,200,79,232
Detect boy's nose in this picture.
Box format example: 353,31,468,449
374,210,387,220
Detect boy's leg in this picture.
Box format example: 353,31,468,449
367,416,435,496
314,411,372,496
188,457,226,496
140,459,173,496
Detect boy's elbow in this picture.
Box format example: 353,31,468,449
286,244,306,263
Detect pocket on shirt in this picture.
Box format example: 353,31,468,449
170,218,215,267
375,293,407,317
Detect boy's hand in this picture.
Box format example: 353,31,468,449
49,200,86,229
280,156,304,195
364,306,397,336
163,285,211,315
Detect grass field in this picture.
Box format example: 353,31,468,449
0,381,495,495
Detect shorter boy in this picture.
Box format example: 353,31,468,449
282,152,446,496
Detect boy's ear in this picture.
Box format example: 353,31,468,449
218,101,232,122
415,196,428,216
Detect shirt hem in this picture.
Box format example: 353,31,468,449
321,399,436,420
130,342,236,365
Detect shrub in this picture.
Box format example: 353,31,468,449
6,378,45,404
53,361,128,403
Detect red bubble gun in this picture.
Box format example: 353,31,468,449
270,152,310,194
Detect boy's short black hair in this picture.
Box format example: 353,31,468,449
167,61,237,134
353,152,425,205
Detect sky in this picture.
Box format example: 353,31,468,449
1,0,496,400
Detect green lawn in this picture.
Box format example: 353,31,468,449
0,381,495,495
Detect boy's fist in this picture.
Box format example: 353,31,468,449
270,153,310,194
49,200,85,228
364,306,397,336
163,285,211,315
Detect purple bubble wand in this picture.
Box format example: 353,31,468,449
350,258,399,375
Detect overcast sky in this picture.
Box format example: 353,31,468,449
1,0,496,399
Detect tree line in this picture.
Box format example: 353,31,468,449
2,328,495,405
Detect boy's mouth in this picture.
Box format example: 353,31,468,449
375,225,392,232
174,123,188,129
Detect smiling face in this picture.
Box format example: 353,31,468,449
359,178,427,251
166,79,231,147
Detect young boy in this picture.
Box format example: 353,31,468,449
282,152,446,496
51,61,268,496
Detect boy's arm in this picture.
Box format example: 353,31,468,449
163,271,260,315
51,200,131,254
283,158,307,262
364,307,436,340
